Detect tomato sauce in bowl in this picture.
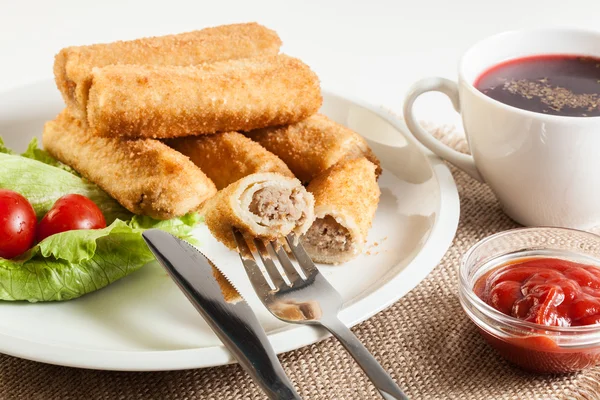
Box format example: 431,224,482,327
459,228,600,373
475,258,600,327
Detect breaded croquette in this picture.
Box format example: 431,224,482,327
246,114,381,184
86,55,322,138
166,132,294,190
302,158,380,264
43,110,217,220
203,173,314,250
54,23,282,119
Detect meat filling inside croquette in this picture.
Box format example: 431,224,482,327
249,187,308,226
304,216,352,254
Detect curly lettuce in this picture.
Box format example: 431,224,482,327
0,138,200,302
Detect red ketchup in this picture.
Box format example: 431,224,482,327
474,257,600,373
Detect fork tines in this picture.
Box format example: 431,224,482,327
231,229,317,290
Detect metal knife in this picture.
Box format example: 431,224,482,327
142,229,302,400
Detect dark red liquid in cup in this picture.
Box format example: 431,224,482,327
475,55,600,117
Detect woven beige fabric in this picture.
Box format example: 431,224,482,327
1,126,599,400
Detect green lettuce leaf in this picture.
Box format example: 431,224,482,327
0,215,198,302
0,139,201,302
21,138,80,176
0,137,14,155
0,151,130,222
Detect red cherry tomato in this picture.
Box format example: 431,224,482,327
37,194,106,242
0,189,37,259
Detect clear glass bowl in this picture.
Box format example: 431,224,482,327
459,227,600,373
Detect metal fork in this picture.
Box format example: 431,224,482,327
232,229,409,400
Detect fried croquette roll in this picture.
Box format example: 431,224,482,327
203,173,315,250
42,110,217,220
167,132,294,190
246,114,381,184
301,158,380,264
54,23,282,119
86,55,322,138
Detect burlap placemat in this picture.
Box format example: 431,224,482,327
1,126,599,400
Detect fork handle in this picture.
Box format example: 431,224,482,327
320,317,409,400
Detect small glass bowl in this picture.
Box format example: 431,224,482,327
459,227,600,373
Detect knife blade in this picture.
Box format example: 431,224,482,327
142,229,301,400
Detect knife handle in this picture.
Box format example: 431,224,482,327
168,265,302,400
142,231,302,400
235,354,301,400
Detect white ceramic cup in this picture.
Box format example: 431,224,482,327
403,28,600,229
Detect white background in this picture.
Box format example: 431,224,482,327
1,0,599,125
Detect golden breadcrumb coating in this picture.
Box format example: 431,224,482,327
167,132,294,190
303,157,380,264
246,114,381,184
54,23,282,119
42,110,217,220
203,173,314,250
86,55,322,138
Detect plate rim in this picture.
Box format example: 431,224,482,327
0,83,460,371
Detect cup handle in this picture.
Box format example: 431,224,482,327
403,77,484,182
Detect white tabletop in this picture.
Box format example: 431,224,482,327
1,0,599,125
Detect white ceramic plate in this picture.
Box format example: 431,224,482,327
0,81,459,371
